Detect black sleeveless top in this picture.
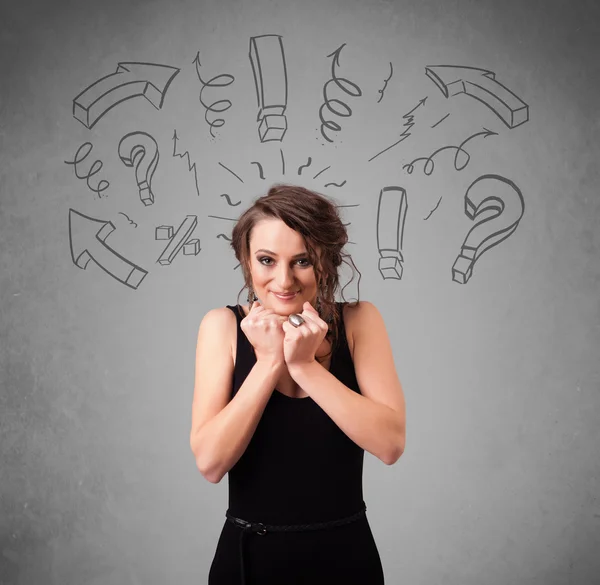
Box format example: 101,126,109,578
225,302,366,526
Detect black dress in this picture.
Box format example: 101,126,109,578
207,302,385,585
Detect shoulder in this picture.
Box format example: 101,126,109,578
340,300,381,360
198,305,240,361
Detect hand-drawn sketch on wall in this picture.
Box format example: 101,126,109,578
72,62,180,129
69,209,148,289
425,65,529,128
172,130,200,197
218,161,244,183
251,161,265,179
376,186,408,280
377,62,393,104
220,193,241,206
324,180,347,188
249,35,288,142
280,149,286,175
118,212,138,228
423,196,442,220
312,165,331,179
403,127,497,176
319,43,362,143
64,142,110,198
368,97,427,162
297,157,312,175
453,174,524,284
431,113,450,128
192,52,235,139
117,131,159,206
155,215,199,265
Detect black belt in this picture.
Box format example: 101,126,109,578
225,503,367,585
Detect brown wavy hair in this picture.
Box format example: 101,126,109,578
230,184,361,358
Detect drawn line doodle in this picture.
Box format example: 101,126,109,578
313,165,331,179
249,35,288,142
423,197,442,220
431,113,450,128
172,130,200,197
324,180,347,188
207,214,236,222
64,142,110,197
73,62,180,129
425,65,529,128
453,174,524,284
377,62,393,103
376,186,408,280
156,215,199,265
118,131,159,206
297,157,312,175
368,97,427,162
192,52,235,138
403,127,497,176
118,212,138,227
217,233,232,241
280,149,286,175
319,43,362,143
251,161,265,179
68,208,148,289
218,162,244,183
220,193,241,206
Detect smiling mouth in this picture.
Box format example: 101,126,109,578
273,292,298,298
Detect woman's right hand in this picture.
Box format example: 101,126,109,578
240,301,288,366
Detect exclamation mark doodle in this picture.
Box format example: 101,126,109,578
376,187,408,280
249,34,288,142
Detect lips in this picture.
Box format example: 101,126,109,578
273,291,297,299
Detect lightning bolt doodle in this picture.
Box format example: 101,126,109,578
172,130,200,196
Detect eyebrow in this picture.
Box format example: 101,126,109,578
255,249,307,258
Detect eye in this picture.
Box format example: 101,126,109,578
258,256,273,265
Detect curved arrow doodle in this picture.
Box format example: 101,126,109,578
68,209,148,289
403,127,497,176
118,131,159,206
319,43,362,143
376,186,408,280
452,174,525,284
425,65,529,128
73,62,180,129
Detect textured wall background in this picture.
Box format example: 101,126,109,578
1,0,599,583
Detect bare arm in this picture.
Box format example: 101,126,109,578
190,308,284,483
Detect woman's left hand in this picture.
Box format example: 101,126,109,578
282,301,328,368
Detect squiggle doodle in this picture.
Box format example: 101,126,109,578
251,161,265,179
118,212,138,227
423,197,442,220
319,44,362,142
64,142,109,197
172,130,200,197
217,233,232,241
324,180,347,188
403,127,497,176
218,162,244,183
220,193,241,206
297,157,312,175
368,96,427,162
377,62,393,103
193,52,235,138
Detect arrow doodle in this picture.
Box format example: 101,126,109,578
368,97,427,162
376,186,408,280
73,62,180,129
425,65,529,128
68,209,148,289
403,127,497,176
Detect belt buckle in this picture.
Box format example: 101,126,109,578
255,523,267,536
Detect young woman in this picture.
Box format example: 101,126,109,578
190,184,405,584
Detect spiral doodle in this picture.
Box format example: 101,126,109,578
319,44,362,143
193,52,235,138
64,142,109,197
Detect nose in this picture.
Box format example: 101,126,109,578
275,264,295,289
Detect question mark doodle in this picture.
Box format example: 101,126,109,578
249,34,288,142
376,186,408,280
452,174,524,284
117,131,159,206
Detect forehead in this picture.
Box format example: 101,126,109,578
249,218,305,249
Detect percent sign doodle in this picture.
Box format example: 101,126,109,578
118,131,159,206
249,34,288,142
73,62,180,129
155,215,200,265
376,186,408,280
452,174,524,284
425,65,529,129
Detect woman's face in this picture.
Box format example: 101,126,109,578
247,218,319,314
